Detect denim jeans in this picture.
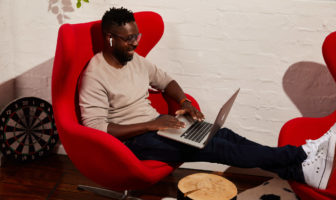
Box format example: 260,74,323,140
124,127,307,183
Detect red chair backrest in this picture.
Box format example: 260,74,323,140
323,31,336,83
277,31,336,200
52,12,166,126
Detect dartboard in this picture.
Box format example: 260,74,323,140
0,97,58,161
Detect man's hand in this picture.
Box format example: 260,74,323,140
175,101,205,121
148,115,186,131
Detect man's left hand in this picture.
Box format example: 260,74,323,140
175,101,205,121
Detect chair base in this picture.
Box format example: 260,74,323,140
77,185,142,200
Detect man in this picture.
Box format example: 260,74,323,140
79,7,336,189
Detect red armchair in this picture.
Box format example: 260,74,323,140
51,12,200,198
278,31,336,200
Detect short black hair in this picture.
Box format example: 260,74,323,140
101,7,135,35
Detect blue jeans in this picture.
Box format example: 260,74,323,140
124,127,307,183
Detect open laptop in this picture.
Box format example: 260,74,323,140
157,88,240,149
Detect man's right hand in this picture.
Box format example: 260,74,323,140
148,115,185,131
107,115,185,140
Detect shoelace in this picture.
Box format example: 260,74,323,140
304,131,332,156
304,139,318,157
302,138,328,167
303,145,325,173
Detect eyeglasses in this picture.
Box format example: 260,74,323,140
110,32,142,44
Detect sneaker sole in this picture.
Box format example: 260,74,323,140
319,134,336,189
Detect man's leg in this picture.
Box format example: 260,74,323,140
124,124,336,189
213,128,264,147
124,129,307,182
189,129,307,181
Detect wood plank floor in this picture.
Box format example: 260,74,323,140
0,154,271,200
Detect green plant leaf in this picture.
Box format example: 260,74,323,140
76,1,81,8
83,0,89,2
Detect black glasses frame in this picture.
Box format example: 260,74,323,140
110,32,142,44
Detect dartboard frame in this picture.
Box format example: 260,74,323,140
0,97,58,161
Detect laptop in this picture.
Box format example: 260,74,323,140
157,88,240,149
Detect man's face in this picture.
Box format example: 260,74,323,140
109,21,140,65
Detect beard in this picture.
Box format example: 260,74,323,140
114,46,136,65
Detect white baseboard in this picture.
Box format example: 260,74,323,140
55,143,67,155
180,162,230,172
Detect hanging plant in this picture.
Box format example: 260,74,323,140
76,0,89,8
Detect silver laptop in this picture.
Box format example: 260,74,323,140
157,88,240,149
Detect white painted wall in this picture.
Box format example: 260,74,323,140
1,0,336,172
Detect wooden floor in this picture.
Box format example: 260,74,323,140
0,154,271,200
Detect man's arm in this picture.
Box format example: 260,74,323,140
163,80,187,105
107,115,185,141
107,80,203,141
107,80,202,141
164,80,204,121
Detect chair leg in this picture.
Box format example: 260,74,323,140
77,185,143,200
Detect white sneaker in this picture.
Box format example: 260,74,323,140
302,122,336,159
302,134,336,189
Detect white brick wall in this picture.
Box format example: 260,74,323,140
0,0,336,171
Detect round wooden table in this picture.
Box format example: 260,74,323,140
177,173,237,200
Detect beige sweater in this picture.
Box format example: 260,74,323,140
79,52,173,132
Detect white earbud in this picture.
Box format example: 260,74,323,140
109,37,113,47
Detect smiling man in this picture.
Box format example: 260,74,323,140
79,7,336,190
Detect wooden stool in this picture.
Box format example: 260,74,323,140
177,173,237,200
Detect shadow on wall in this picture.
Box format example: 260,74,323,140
0,79,15,111
0,58,54,111
283,61,336,118
48,0,74,24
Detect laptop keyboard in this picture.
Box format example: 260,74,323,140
180,121,213,143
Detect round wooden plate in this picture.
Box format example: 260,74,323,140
177,173,237,200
